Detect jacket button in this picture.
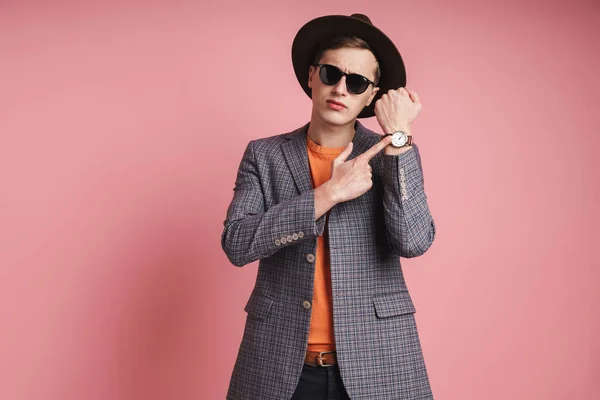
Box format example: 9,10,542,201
306,253,315,263
298,231,304,238
286,235,293,242
292,233,299,240
303,300,311,310
275,239,281,246
281,237,287,244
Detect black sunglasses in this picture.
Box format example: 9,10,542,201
313,64,376,95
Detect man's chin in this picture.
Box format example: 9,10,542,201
316,110,357,127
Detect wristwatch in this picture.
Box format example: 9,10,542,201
383,131,412,148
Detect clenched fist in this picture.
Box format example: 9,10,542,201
374,87,421,134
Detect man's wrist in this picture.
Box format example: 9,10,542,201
321,181,340,205
382,127,413,155
315,181,339,211
382,125,411,135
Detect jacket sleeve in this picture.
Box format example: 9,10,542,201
380,144,436,258
221,140,326,267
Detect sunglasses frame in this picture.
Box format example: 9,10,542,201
312,64,376,95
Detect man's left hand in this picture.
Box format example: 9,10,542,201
374,87,421,135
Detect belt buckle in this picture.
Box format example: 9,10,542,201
317,351,335,367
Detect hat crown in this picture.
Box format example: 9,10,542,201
349,13,372,25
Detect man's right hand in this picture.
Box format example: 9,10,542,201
326,136,392,203
320,135,393,205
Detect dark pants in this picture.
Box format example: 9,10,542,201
290,363,351,400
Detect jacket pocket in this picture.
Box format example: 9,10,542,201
244,292,275,321
372,290,416,318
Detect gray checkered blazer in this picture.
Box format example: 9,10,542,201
221,121,436,400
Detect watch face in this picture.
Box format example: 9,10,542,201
392,131,408,147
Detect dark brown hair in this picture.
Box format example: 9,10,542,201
312,35,381,85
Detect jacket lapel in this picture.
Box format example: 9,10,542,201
281,124,314,194
348,121,376,161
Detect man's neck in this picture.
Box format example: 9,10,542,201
307,117,356,148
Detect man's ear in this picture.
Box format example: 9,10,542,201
366,86,380,106
307,65,316,89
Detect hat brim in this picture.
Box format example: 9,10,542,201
292,15,406,119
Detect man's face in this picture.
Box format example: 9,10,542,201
307,47,379,127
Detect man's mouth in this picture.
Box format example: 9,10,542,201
326,100,346,110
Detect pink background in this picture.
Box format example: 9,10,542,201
1,1,599,399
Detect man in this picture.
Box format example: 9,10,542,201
221,13,436,400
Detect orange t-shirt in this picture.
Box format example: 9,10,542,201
306,135,346,353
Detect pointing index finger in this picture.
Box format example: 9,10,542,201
359,136,392,161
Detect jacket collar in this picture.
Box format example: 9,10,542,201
281,121,374,194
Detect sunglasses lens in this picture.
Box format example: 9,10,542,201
347,75,370,94
319,65,343,85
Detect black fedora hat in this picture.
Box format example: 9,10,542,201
292,13,406,119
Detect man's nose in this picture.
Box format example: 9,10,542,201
332,76,348,96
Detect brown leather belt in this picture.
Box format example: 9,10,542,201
304,351,338,367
